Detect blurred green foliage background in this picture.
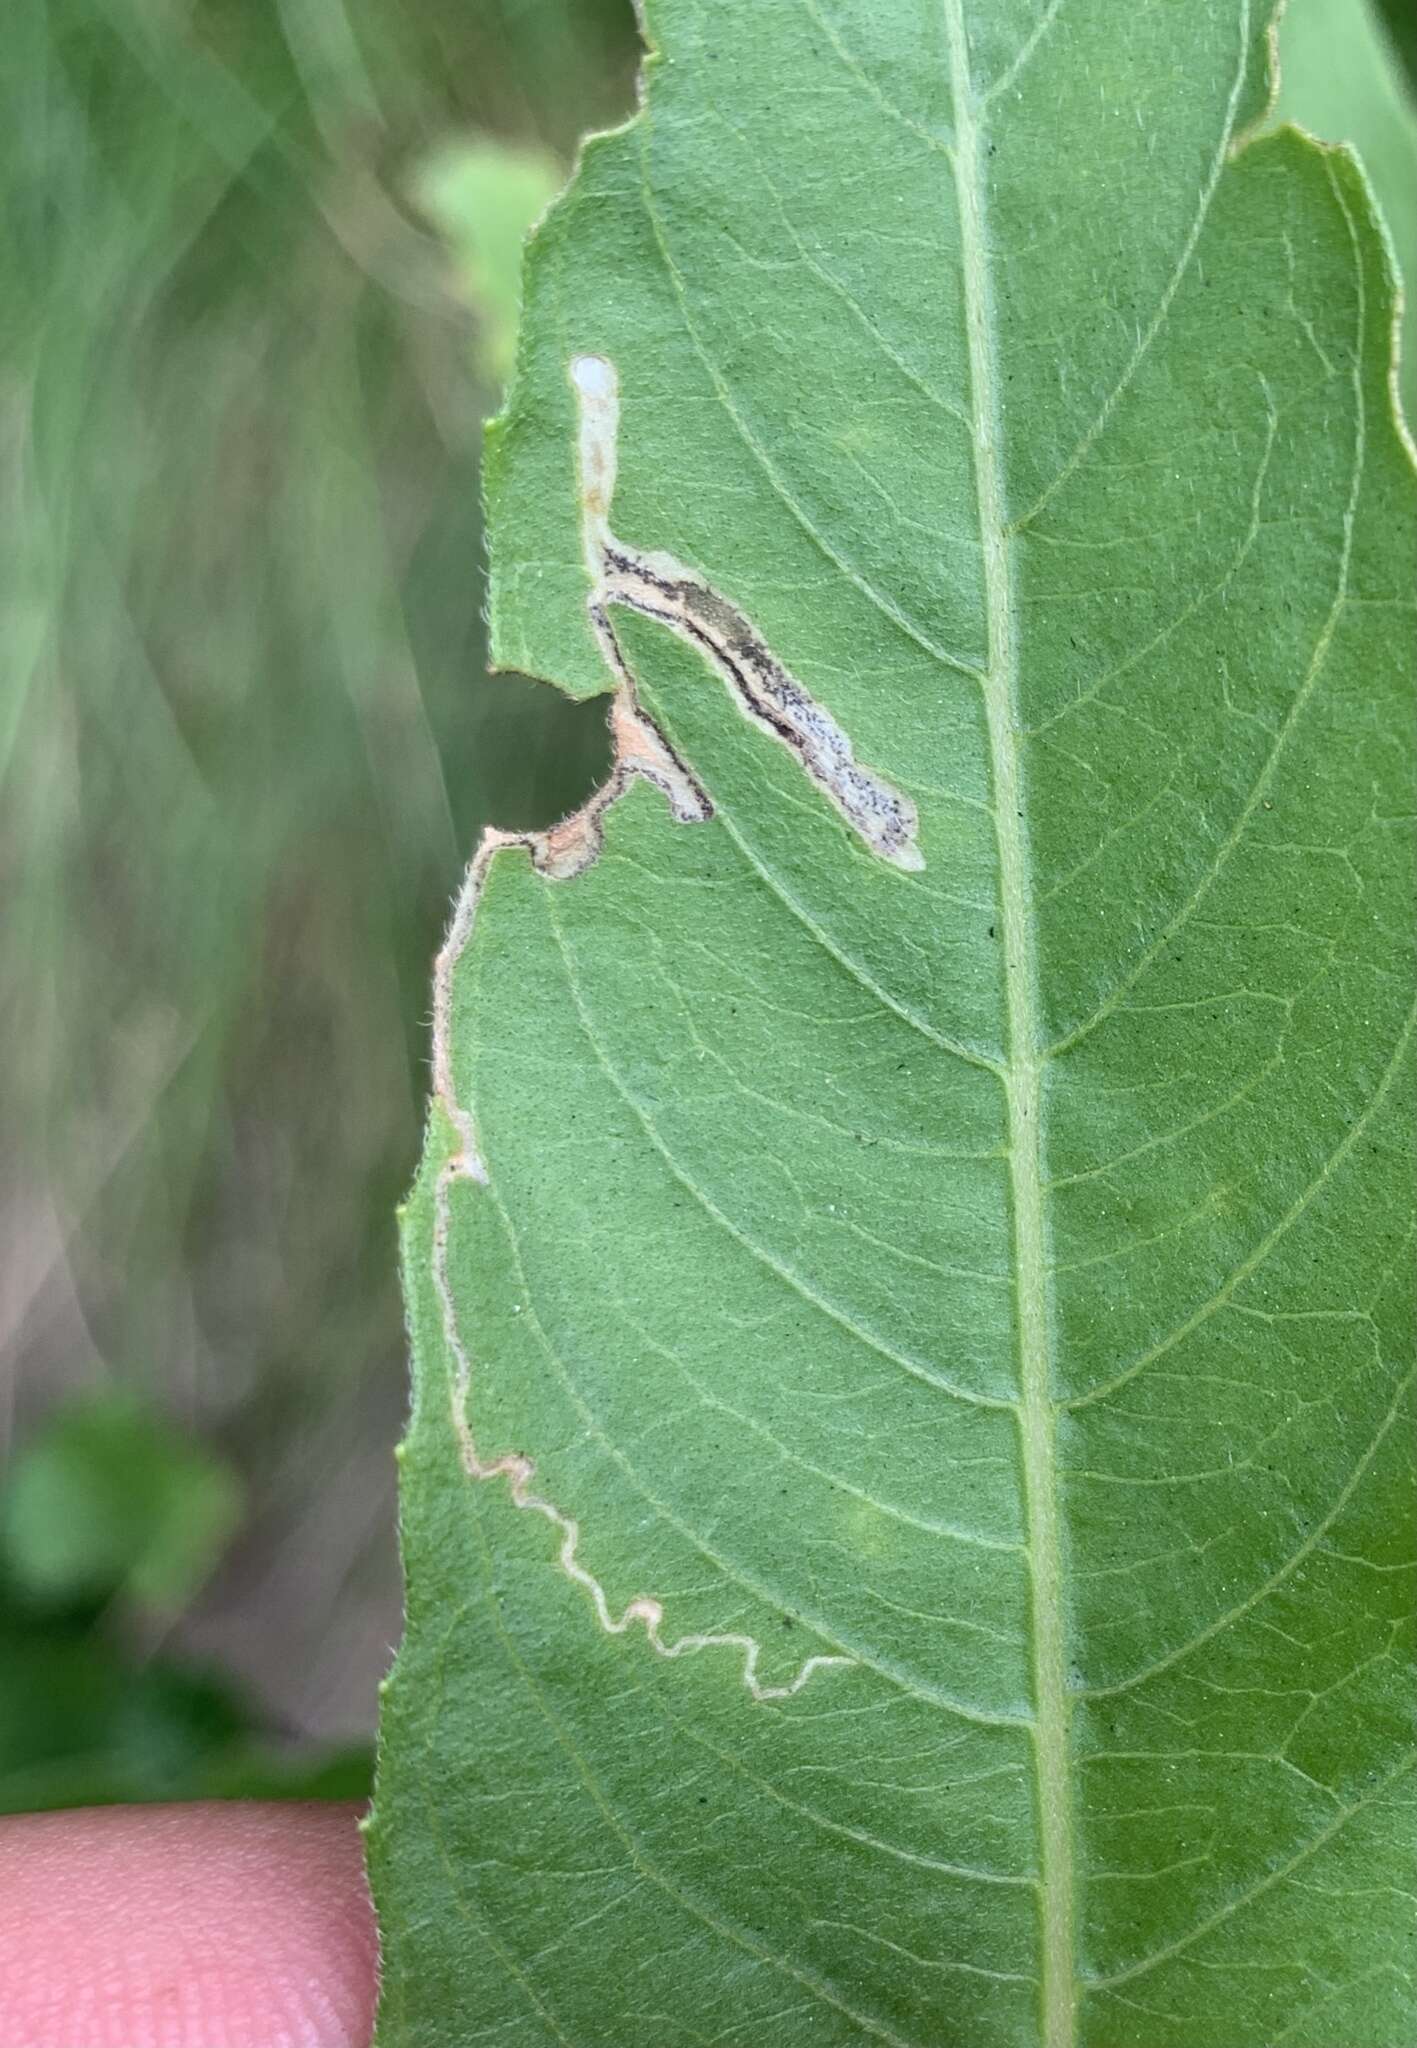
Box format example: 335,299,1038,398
0,0,1410,1816
0,0,635,1812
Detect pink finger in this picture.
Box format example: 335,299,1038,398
0,1801,378,2048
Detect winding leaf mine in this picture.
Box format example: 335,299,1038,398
370,4,1416,2044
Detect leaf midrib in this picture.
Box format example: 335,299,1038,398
940,8,1075,2045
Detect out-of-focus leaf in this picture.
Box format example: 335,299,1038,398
0,1584,372,1813
0,1394,242,1610
1370,0,1417,99
415,140,564,384
0,1612,245,1813
1275,0,1417,422
193,1743,374,1805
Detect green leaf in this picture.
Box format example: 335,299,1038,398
1273,0,1417,425
1370,0,1417,101
1,1393,242,1611
0,1617,250,1813
0,1583,371,1814
370,4,1416,2044
414,139,565,386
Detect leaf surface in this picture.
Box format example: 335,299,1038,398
370,5,1417,2043
1273,0,1417,424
